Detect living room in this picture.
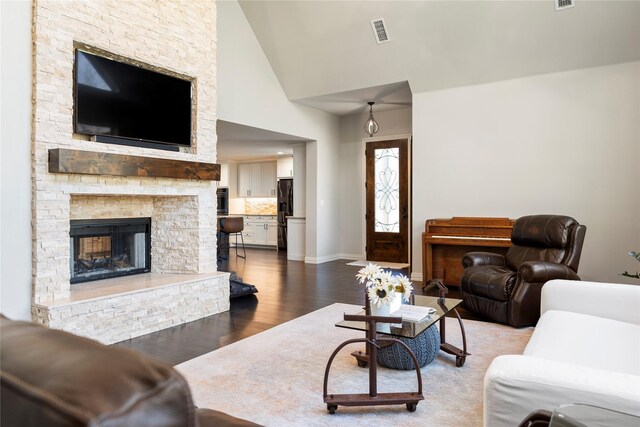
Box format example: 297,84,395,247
1,1,639,426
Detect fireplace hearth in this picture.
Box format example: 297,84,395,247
70,218,151,284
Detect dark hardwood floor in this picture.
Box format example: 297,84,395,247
113,248,481,366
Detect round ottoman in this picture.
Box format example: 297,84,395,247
377,325,440,369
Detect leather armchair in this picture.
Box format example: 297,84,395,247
460,215,586,327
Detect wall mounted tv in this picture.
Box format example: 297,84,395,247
74,49,192,150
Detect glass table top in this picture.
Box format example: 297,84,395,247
335,295,463,339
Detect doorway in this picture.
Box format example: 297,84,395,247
365,138,410,264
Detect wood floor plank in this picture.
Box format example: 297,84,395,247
113,248,480,365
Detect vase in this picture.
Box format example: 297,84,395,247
370,293,403,317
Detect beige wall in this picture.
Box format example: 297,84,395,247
339,107,413,258
217,0,342,262
411,61,640,283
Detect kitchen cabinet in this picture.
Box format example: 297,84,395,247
231,216,277,247
253,221,268,245
277,156,294,178
239,228,253,245
261,162,277,196
266,221,278,246
237,163,253,197
217,163,229,188
250,218,277,245
237,161,277,197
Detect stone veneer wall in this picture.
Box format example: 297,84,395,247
31,0,225,342
32,274,229,345
70,195,202,274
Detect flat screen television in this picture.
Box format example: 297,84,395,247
74,49,192,148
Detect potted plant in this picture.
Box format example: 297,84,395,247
622,251,640,279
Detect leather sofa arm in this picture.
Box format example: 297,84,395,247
0,316,260,427
518,261,580,283
509,263,580,326
462,252,506,268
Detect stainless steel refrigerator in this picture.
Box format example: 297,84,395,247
277,179,293,249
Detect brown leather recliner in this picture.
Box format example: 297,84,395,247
0,315,260,427
460,215,586,327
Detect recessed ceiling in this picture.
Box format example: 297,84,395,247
294,81,411,116
217,120,307,162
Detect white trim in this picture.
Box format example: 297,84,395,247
410,272,423,282
287,254,305,261
305,253,364,264
360,133,413,259
304,254,342,264
340,253,364,260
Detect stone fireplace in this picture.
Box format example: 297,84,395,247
70,217,151,284
30,1,228,344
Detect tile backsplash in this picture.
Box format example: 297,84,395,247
244,198,277,215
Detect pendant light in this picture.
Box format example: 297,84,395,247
364,101,379,137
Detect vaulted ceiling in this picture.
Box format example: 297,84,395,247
239,0,640,113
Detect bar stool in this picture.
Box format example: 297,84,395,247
219,217,246,259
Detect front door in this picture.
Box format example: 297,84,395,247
365,139,409,263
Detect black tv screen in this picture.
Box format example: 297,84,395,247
74,50,192,147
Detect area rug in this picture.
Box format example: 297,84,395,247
176,303,533,427
346,260,410,269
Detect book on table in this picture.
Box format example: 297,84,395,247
392,305,437,322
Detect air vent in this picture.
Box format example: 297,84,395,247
370,18,390,44
555,0,574,11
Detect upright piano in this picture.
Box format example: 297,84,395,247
422,217,515,287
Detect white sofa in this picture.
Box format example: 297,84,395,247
484,279,640,426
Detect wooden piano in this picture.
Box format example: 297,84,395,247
422,217,515,287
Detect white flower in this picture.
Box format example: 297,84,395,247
394,274,414,302
356,263,382,285
377,270,394,286
356,265,414,307
367,283,393,307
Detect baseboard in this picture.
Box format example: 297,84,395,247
410,272,423,282
286,254,305,261
339,253,364,260
304,254,342,264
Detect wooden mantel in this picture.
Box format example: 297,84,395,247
48,148,220,181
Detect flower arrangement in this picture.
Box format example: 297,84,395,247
356,263,413,308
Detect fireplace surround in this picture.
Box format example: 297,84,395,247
30,0,226,344
70,218,151,284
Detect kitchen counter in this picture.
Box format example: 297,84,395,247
218,215,278,249
286,217,306,261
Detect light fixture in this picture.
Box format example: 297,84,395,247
276,151,284,155
364,101,379,137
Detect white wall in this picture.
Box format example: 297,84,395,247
0,0,33,319
218,0,342,261
412,61,640,283
292,144,306,217
339,107,413,258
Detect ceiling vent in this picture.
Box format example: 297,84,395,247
555,0,574,11
370,18,390,44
